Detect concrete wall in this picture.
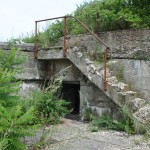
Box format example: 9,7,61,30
17,52,46,80
80,79,121,120
19,80,42,97
18,53,82,96
109,59,150,102
57,29,150,59
45,59,82,82
0,43,45,97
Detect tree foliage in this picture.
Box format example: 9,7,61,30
0,106,36,150
73,0,150,32
0,48,37,150
0,48,25,107
22,0,150,47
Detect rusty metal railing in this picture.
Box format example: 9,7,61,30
34,15,110,91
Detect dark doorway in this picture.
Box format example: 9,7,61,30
62,82,80,114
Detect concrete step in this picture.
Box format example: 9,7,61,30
133,104,150,124
127,98,146,113
106,85,138,107
111,82,129,92
107,76,118,84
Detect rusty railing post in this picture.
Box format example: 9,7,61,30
63,16,67,57
104,47,108,91
34,21,38,59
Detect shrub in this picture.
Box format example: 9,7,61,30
0,48,38,150
21,77,69,125
83,107,94,122
0,105,37,150
30,89,69,124
0,48,25,107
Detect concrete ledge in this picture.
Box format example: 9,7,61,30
38,50,66,60
0,42,34,51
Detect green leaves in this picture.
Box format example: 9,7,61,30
0,48,25,71
21,76,69,125
22,0,150,47
24,89,69,124
0,105,37,150
0,48,25,107
0,48,37,150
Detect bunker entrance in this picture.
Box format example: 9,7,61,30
62,82,80,114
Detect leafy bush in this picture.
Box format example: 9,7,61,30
21,77,69,124
0,48,25,107
0,105,37,150
21,33,35,43
90,115,116,130
38,21,64,48
82,107,94,122
73,0,150,32
0,48,38,150
90,115,135,134
30,89,69,124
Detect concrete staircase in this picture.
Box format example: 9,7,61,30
37,45,150,125
67,47,150,125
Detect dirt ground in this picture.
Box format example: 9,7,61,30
24,117,150,150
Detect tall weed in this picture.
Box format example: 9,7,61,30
21,75,69,125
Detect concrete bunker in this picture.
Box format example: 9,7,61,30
61,81,80,114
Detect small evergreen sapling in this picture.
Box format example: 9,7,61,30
0,48,38,149
0,105,37,150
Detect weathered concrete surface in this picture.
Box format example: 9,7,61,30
10,42,147,124
45,59,82,82
19,81,42,97
17,52,46,80
0,42,34,51
25,118,150,150
80,80,121,120
108,59,150,102
38,49,64,60
57,29,150,59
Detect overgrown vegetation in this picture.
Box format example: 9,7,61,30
21,0,150,48
0,47,69,149
116,64,124,81
90,44,104,64
0,106,37,150
21,78,69,125
0,48,38,150
85,106,136,135
81,95,135,134
73,0,150,32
